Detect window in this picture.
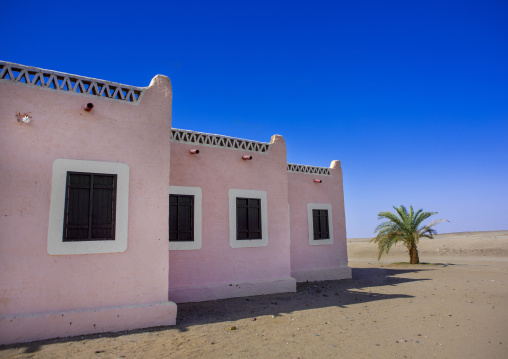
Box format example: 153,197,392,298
63,172,117,241
169,195,194,242
236,198,261,240
307,203,333,245
47,159,129,255
312,209,329,240
169,186,202,250
229,189,268,248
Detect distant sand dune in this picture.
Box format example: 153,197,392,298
348,230,508,262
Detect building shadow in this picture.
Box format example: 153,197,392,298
1,265,432,353
175,266,431,327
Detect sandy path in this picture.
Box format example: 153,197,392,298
1,231,507,358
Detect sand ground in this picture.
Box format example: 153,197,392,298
1,231,507,358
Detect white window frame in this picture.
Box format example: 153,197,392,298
169,186,202,250
229,189,268,248
307,203,334,245
47,159,129,255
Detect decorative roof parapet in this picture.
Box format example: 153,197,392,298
0,61,144,104
171,128,271,153
287,163,331,176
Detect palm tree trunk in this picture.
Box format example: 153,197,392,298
409,244,420,264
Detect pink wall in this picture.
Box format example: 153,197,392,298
168,135,296,302
0,74,176,344
0,62,351,343
288,161,351,281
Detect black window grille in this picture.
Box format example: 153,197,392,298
169,195,194,241
236,198,262,240
63,172,117,241
313,209,330,240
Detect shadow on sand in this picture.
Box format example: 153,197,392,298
175,267,432,329
2,266,433,354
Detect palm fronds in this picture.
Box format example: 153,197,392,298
371,205,447,264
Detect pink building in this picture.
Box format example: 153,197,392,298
0,61,351,344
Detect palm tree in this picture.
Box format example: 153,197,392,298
371,205,447,264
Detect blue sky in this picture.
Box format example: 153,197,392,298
2,0,507,237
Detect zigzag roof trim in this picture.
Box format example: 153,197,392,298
0,61,144,104
287,163,331,176
171,128,271,153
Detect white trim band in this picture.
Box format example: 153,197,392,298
47,159,129,255
169,186,203,250
228,189,268,248
307,203,334,246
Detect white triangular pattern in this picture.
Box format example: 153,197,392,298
55,75,64,90
88,82,98,95
0,61,144,104
17,69,29,83
32,72,43,86
5,67,15,80
112,87,121,99
70,78,80,92
76,80,87,93
125,89,134,101
287,163,331,176
100,84,109,97
45,74,55,88
171,128,271,153
61,77,73,91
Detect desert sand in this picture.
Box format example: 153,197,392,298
1,231,507,358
